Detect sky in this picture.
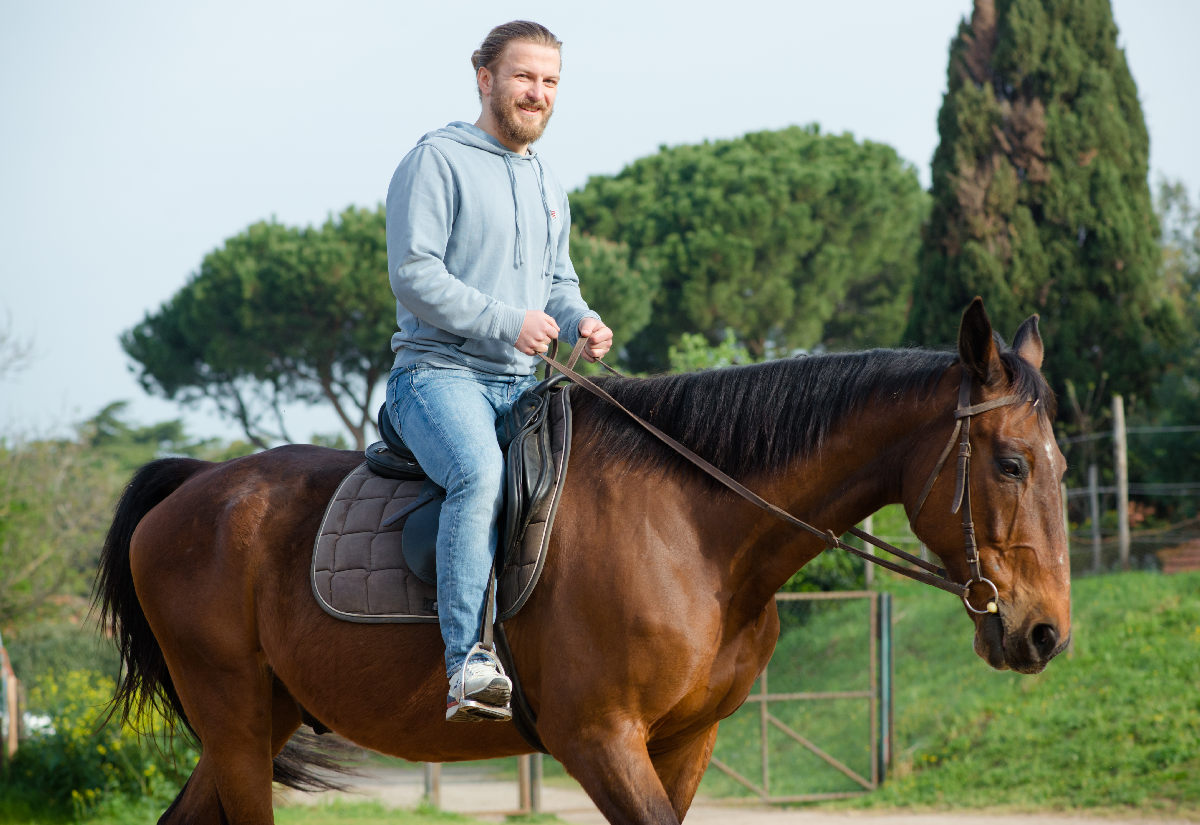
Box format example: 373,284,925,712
2,0,1197,445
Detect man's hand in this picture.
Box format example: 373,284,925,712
516,310,560,355
577,318,613,363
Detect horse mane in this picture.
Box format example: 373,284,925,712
572,343,1054,483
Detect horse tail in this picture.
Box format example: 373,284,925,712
94,457,208,733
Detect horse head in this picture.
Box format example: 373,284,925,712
908,298,1070,674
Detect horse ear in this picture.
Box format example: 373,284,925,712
1011,314,1044,370
958,297,1003,385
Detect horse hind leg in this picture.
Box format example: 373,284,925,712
157,677,302,825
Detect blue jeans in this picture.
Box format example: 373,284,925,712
386,365,538,676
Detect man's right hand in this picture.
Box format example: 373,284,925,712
515,310,560,356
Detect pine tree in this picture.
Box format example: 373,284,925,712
907,0,1178,420
571,126,929,371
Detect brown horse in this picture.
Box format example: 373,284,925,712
96,299,1070,825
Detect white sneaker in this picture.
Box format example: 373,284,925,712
446,652,512,722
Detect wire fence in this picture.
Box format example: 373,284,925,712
1059,396,1200,574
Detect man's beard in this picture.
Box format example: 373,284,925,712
491,94,553,148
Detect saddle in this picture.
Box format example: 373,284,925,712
310,376,573,623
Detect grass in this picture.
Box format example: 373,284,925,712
700,565,1200,815
277,800,561,824
858,568,1200,815
39,798,562,825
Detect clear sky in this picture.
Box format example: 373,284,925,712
2,0,1197,444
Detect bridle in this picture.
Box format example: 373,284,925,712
903,370,1022,614
541,342,1027,614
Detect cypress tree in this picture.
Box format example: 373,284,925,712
907,0,1177,419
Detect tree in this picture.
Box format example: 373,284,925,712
123,207,394,449
0,310,33,381
570,125,929,371
1125,180,1200,519
0,404,230,625
907,0,1178,422
570,229,659,351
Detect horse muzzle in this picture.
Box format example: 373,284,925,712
973,609,1069,674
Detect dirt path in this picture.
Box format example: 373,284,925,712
280,763,1198,824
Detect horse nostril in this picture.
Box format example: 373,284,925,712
1031,622,1058,659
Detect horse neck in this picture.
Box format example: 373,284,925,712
705,375,953,613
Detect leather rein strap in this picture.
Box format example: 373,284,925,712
541,342,1024,613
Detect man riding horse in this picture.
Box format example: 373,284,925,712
383,20,613,721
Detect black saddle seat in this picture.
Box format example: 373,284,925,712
366,405,425,481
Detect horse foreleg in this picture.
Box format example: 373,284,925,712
650,723,720,821
551,724,682,825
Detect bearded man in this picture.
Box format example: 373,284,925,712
384,20,613,722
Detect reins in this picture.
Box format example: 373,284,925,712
540,340,1023,614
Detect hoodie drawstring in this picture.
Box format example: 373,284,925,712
503,154,524,268
534,157,554,278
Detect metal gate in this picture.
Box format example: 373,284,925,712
707,590,893,802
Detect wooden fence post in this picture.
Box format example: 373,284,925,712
1113,394,1130,570
1087,463,1102,572
1,640,18,759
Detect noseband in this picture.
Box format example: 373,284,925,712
541,346,1026,614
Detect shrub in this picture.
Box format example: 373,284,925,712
1,669,197,819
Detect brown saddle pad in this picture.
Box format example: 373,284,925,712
310,384,573,623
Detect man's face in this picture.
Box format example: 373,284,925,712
481,41,560,150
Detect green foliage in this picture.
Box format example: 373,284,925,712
3,623,118,688
123,206,394,450
0,405,237,626
667,330,753,372
0,438,121,626
570,229,659,348
571,125,929,371
908,0,1177,424
1,670,198,820
1135,181,1200,518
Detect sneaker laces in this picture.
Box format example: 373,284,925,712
452,642,508,703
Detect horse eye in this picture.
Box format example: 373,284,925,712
997,457,1027,479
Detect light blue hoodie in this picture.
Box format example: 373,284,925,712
386,121,600,375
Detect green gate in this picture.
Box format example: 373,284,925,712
707,590,893,802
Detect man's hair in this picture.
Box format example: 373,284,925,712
470,20,562,73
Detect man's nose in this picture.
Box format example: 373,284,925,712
526,81,548,101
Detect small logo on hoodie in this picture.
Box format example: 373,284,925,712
550,209,558,221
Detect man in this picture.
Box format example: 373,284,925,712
385,20,613,722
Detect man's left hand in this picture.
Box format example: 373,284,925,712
577,318,613,363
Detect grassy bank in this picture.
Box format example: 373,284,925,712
706,569,1200,816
